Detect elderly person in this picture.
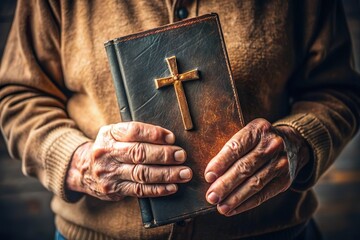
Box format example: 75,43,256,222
1,0,359,239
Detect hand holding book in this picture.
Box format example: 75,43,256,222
66,122,192,200
204,118,310,216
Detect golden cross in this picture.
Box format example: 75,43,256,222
154,56,200,130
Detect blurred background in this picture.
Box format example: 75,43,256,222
0,0,359,239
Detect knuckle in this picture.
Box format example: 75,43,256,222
225,139,243,159
107,148,120,163
276,157,289,171
258,135,284,158
128,143,146,164
244,127,261,145
148,127,162,142
273,136,285,149
134,183,145,197
255,175,265,189
95,180,111,195
98,125,111,135
259,119,272,132
93,165,103,179
93,139,116,161
259,132,271,145
134,184,167,197
154,185,166,196
97,125,114,142
156,147,166,164
245,122,257,136
250,176,264,192
100,184,111,195
235,159,253,176
131,165,148,183
251,118,271,132
113,181,123,193
91,144,106,159
161,168,172,183
127,122,141,138
117,182,132,196
262,137,283,156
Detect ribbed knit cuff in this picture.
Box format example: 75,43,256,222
41,127,91,202
273,113,331,191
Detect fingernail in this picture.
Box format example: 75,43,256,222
218,204,230,214
205,172,218,183
166,184,177,192
179,169,192,180
207,192,220,204
165,133,175,144
174,150,186,162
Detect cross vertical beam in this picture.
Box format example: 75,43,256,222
154,56,200,130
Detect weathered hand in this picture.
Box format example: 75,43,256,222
66,122,192,201
204,118,310,216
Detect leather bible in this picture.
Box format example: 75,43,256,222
104,13,244,228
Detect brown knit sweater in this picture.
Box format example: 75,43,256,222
1,0,360,239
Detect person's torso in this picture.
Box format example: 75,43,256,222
54,1,316,239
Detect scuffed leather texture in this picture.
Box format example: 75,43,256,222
106,14,244,227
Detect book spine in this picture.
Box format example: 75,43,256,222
104,41,132,121
214,13,245,126
105,41,155,228
138,198,155,228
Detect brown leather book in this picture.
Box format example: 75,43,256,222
104,13,244,228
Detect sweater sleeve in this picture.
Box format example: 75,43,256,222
0,0,91,202
273,0,360,191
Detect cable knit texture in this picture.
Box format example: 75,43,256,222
0,0,360,239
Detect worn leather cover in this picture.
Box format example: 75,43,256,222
105,13,245,228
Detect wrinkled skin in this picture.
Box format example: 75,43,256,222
66,122,193,201
204,118,310,216
66,118,309,216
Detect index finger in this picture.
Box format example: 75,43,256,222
110,121,175,145
204,120,264,183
